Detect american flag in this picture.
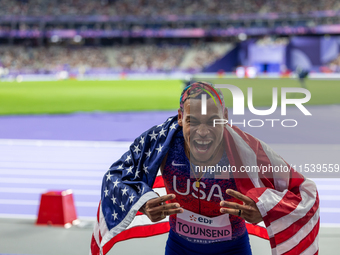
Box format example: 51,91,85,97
91,116,319,255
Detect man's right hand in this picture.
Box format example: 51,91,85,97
140,194,183,222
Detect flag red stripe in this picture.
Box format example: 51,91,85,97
245,223,269,240
153,176,164,188
91,234,100,255
273,195,319,244
263,189,302,224
97,201,101,223
102,222,170,254
281,218,320,255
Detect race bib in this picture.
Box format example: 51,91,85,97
176,209,232,244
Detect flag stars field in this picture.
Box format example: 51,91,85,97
140,136,145,146
129,194,135,203
125,154,131,162
155,144,163,154
134,169,140,179
112,210,118,220
119,202,125,212
111,195,117,205
113,179,120,188
159,128,167,137
126,166,133,174
106,172,113,181
121,186,128,196
170,123,177,131
133,145,141,154
143,164,149,174
149,131,158,141
145,149,151,158
104,187,109,197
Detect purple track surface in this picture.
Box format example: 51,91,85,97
0,105,339,143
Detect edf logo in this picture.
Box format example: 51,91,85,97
198,216,213,225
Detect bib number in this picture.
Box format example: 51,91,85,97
176,209,232,244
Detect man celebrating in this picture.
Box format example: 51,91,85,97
91,82,319,255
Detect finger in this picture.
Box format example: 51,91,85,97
226,189,253,204
220,207,243,217
147,194,176,207
162,208,184,217
148,202,181,213
220,201,255,212
154,208,184,221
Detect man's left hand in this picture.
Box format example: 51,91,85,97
220,189,263,224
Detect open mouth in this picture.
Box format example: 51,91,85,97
193,140,213,153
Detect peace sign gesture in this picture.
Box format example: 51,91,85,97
140,194,183,223
220,189,263,224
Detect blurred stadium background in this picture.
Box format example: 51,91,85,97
0,1,340,255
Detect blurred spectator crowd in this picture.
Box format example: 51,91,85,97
0,46,109,71
0,0,339,17
329,54,340,72
256,36,289,46
0,43,229,72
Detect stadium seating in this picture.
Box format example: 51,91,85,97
0,0,339,16
0,43,232,72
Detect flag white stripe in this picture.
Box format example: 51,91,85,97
300,233,319,255
153,187,167,196
127,214,169,230
276,209,319,254
260,141,290,192
256,189,289,220
99,202,110,247
225,126,264,188
269,179,318,235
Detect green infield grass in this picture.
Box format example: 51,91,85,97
0,78,339,115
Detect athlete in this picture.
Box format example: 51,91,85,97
139,82,257,254
296,66,309,88
92,82,319,255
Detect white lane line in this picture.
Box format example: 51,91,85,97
0,139,131,148
319,195,340,200
0,187,100,195
0,213,97,221
315,185,340,190
0,169,105,177
0,177,101,186
0,162,109,171
0,199,99,207
321,208,340,213
0,187,164,196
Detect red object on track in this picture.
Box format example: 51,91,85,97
36,190,79,228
